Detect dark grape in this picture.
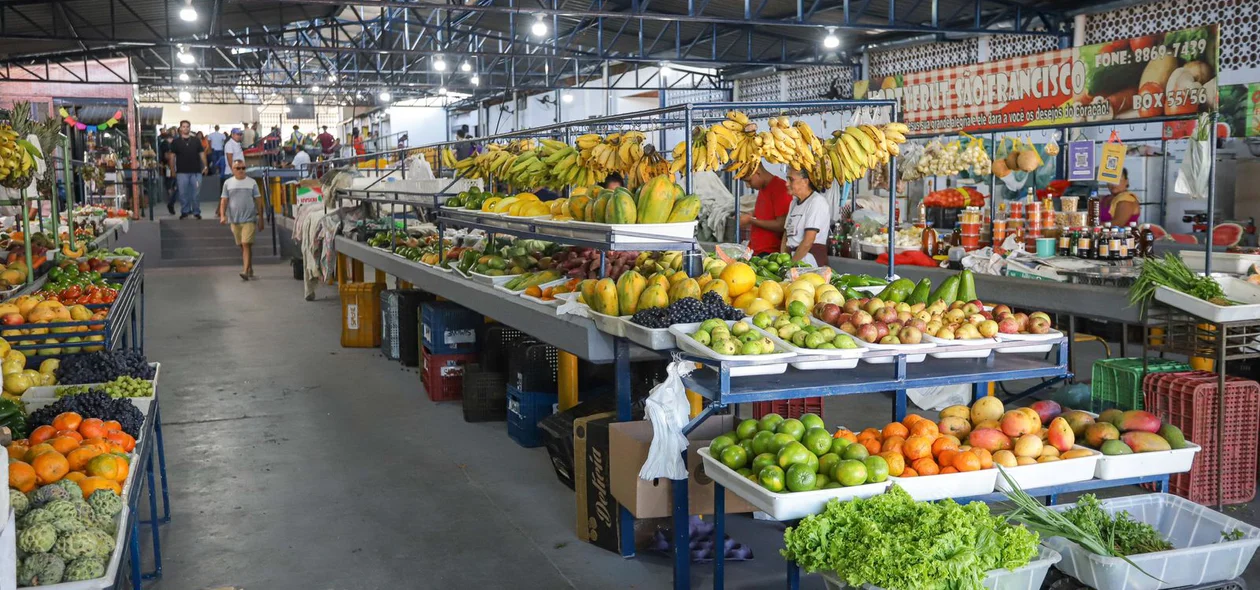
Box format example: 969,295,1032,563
55,351,155,385
629,294,745,329
28,391,144,437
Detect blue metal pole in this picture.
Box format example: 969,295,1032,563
142,448,163,579
128,517,141,590
787,559,800,590
672,466,690,590
153,401,171,523
615,337,636,558
714,482,725,590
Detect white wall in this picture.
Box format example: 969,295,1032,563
384,106,449,146
147,103,258,128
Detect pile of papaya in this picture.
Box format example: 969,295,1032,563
563,175,700,225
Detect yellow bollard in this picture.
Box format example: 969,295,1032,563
988,383,996,397
351,260,364,282
687,390,703,418
269,176,282,214
336,253,348,286
558,351,579,411
374,269,386,285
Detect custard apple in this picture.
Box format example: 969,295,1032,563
17,522,57,554
17,553,65,586
18,508,54,528
27,485,71,508
43,500,79,521
87,528,114,555
50,516,86,535
52,530,102,561
53,478,83,501
88,510,115,534
63,557,106,582
70,501,93,520
87,490,122,517
10,488,30,516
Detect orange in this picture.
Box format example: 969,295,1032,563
66,446,103,472
911,457,940,476
973,448,994,469
54,430,83,442
880,436,905,455
900,467,919,477
940,466,959,474
882,422,909,440
46,436,79,456
903,435,933,461
931,435,960,457
78,438,110,454
901,413,924,426
110,455,130,482
859,427,881,441
62,471,86,485
28,425,56,445
8,461,35,492
954,451,982,472
7,441,28,460
105,430,135,453
833,429,857,442
78,476,121,499
51,411,82,432
102,420,122,432
862,438,882,456
23,443,57,463
909,420,940,438
78,418,107,439
31,451,69,485
937,450,959,469
85,454,120,481
879,451,906,477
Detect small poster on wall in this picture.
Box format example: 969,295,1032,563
1066,141,1095,181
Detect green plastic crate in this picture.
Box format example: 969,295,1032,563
1091,357,1190,412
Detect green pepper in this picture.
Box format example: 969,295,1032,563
878,278,916,303
907,278,933,305
0,398,27,438
928,275,960,304
842,287,865,301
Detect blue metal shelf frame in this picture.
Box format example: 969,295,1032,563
435,212,701,253
113,397,167,589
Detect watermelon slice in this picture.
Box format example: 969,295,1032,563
1213,223,1243,247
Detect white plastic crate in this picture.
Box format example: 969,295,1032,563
995,448,1101,492
697,448,889,521
819,546,1061,590
888,468,997,501
1094,443,1201,480
1045,493,1260,590
669,321,795,377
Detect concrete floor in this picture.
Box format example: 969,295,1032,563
136,264,1260,590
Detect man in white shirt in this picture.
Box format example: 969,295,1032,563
206,125,228,174
291,149,311,174
241,123,257,149
224,128,245,176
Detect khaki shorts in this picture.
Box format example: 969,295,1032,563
230,222,257,245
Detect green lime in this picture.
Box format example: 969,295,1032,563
840,443,869,461
804,451,820,473
751,452,778,474
787,300,808,317
751,431,775,455
720,445,749,470
736,467,752,477
863,456,889,483
830,437,853,454
785,463,817,492
817,453,841,478
813,473,831,489
777,442,812,469
736,419,760,440
823,481,844,489
833,459,868,487
759,465,786,492
758,413,785,433
765,262,780,274
768,433,796,455
709,434,737,456
799,413,825,431
776,418,806,441
802,427,833,456
739,439,756,459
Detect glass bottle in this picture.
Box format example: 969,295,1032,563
1139,224,1156,258
1127,222,1140,259
921,227,938,255
1096,227,1110,259
1078,227,1093,259
1057,228,1072,256
1068,228,1080,257
1087,190,1101,227
1108,228,1122,260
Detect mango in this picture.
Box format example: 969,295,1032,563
967,428,1012,452
1016,456,1037,466
1084,422,1120,448
1036,455,1061,463
939,405,971,421
1117,410,1162,434
1046,416,1075,453
1016,407,1043,432
1100,439,1134,455
938,416,971,440
970,396,1004,424
1000,410,1038,438
1121,431,1172,453
992,450,1018,468
1039,445,1059,459
1013,434,1043,458
1097,408,1124,427
1061,449,1094,460
974,419,999,431
1060,410,1096,438
1029,400,1062,424
1159,424,1188,449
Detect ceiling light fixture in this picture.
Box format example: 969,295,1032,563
460,61,471,73
438,87,448,95
296,97,304,103
327,73,337,82
823,27,840,49
660,62,673,77
177,47,195,64
179,1,197,22
355,93,364,100
433,55,447,71
531,15,548,37
561,93,573,103
180,103,190,111
379,91,392,102
470,75,480,86
311,85,321,93
178,72,189,82
178,90,192,102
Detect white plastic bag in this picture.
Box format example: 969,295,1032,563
1175,140,1211,200
639,360,695,481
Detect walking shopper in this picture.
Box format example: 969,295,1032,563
168,120,207,219
218,160,265,280
207,125,227,174
224,128,245,176
158,127,179,214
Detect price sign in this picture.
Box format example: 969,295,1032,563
1066,142,1095,181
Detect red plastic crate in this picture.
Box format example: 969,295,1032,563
1142,370,1260,505
421,346,478,402
752,398,824,421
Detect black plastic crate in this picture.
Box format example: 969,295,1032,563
539,395,619,490
480,325,528,375
380,289,434,366
509,341,559,393
462,363,508,422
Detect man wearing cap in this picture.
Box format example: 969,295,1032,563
224,128,245,176
739,162,792,256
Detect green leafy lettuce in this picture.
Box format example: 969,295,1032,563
782,485,1039,590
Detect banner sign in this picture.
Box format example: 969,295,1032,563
1065,141,1095,181
296,186,323,206
853,25,1219,134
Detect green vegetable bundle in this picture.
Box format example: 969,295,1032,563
1059,495,1172,557
1129,253,1226,312
782,486,1039,590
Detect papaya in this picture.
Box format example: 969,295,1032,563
592,190,613,223
701,278,731,304
583,199,596,222
592,278,619,316
568,195,591,221
666,195,701,222
606,189,638,224
579,279,598,307
637,176,679,223
667,270,689,286
647,273,670,292
616,270,647,315
637,284,669,310
668,278,701,303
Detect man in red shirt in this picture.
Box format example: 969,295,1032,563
739,163,792,255
316,126,338,157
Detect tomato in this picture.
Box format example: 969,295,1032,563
62,286,81,299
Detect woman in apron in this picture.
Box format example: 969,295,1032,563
780,166,830,266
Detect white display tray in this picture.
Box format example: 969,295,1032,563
860,340,935,365
994,329,1064,354
468,270,520,286
25,363,160,411
1094,442,1201,480
564,219,698,244
586,309,629,338
519,280,570,307
1180,250,1260,276
0,510,12,590
1154,278,1260,323
889,468,998,501
758,319,865,371
924,334,1000,359
620,317,675,351
669,321,794,377
492,276,563,296
994,447,1102,492
697,448,890,521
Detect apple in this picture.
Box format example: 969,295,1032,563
1029,311,1052,324
894,302,911,313
851,310,873,326
842,299,862,314
887,322,902,337
874,322,889,339
864,299,885,314
1028,317,1052,334
0,314,23,326
978,320,1000,338
875,307,899,324
906,319,928,333
1012,312,1029,331
836,312,852,326
819,303,842,325
879,335,901,344
963,302,982,316
991,304,1012,317
967,314,985,325
856,324,879,343
897,311,912,323
950,301,966,310
900,326,923,344
980,310,993,320
998,317,1020,334
838,321,858,335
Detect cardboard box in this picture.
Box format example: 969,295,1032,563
609,415,757,519
574,413,661,556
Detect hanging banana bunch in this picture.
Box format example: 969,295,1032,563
719,111,762,179
626,144,674,188
816,122,911,186
539,138,606,188
439,148,458,168
669,126,707,175
0,125,36,189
